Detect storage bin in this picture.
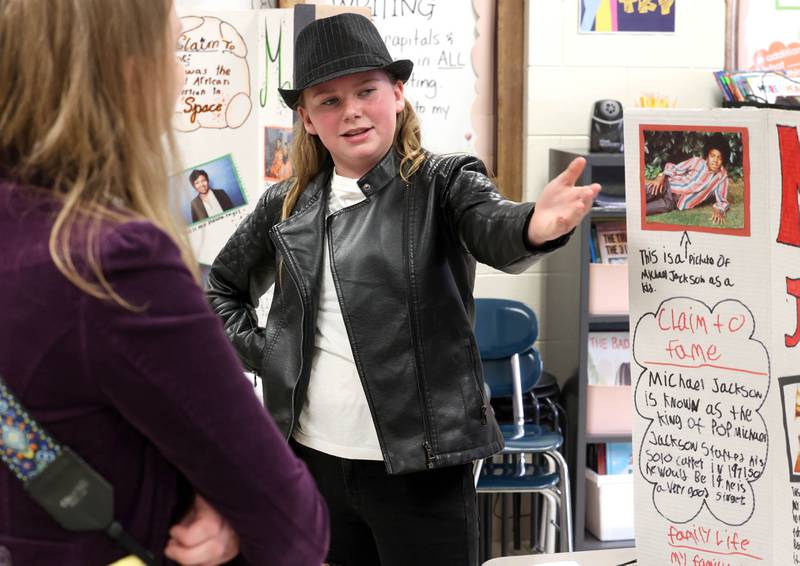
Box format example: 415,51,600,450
586,384,632,435
588,263,629,315
585,469,634,541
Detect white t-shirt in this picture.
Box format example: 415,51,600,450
292,171,383,460
201,190,223,217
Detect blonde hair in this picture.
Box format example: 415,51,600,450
0,0,198,308
281,96,426,220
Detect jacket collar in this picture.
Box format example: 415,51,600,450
294,149,400,213
295,166,331,213
357,149,400,197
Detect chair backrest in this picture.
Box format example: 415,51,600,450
474,298,544,401
481,347,542,397
474,298,538,360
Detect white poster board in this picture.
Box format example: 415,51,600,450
172,9,293,265
625,108,800,565
737,0,800,70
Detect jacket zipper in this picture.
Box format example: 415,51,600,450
271,233,309,439
325,211,392,464
403,182,437,469
467,338,489,425
423,441,435,467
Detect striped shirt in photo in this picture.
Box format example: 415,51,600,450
664,156,729,212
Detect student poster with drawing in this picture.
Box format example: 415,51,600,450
625,107,800,565
171,8,294,265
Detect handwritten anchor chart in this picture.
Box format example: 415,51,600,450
626,108,800,565
634,297,769,525
176,16,253,131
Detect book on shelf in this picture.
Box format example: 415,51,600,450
587,443,607,475
587,442,632,475
595,221,627,263
587,331,631,386
589,224,598,263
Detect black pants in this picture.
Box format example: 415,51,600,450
291,440,479,566
645,181,678,215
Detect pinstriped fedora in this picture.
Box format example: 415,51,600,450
278,13,413,109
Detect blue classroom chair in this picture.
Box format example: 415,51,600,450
473,298,573,556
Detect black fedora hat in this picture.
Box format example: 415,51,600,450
278,13,413,109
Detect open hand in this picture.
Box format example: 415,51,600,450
165,494,240,566
711,208,726,225
528,157,601,246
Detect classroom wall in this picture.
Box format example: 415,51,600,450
473,0,726,385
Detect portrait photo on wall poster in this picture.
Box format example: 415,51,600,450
264,126,293,182
172,153,247,227
778,375,800,482
639,125,750,236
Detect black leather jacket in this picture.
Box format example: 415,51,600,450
207,150,568,474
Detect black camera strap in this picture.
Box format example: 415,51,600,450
0,376,155,565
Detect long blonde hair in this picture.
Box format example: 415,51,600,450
281,96,426,220
0,0,198,307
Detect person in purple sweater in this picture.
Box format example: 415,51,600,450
0,1,328,565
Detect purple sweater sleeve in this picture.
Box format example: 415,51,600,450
84,220,328,565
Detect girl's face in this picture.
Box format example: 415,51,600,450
298,70,404,179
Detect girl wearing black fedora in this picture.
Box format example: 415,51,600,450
208,12,599,566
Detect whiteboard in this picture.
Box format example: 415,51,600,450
310,0,495,165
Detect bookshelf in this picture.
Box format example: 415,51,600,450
549,149,633,552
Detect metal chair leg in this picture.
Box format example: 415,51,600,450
539,489,559,554
545,449,574,552
528,391,541,424
534,493,548,553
